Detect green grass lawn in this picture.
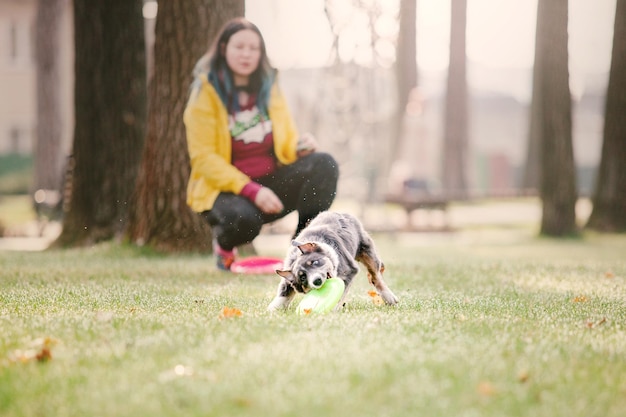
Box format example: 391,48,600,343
1,233,625,417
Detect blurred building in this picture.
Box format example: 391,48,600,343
0,0,73,156
0,0,37,154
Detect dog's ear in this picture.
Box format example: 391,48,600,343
293,242,318,254
276,269,295,283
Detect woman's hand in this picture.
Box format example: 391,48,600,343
296,132,318,157
254,187,284,214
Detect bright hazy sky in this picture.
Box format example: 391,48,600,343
246,0,616,75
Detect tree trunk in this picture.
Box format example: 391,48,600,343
535,0,578,236
55,0,147,247
522,35,542,192
390,0,417,167
586,0,626,232
33,0,67,193
442,0,468,197
126,0,244,253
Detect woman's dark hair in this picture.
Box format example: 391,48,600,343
202,17,275,115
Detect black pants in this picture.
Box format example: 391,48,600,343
201,152,339,251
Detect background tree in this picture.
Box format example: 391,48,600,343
391,0,417,167
586,0,626,232
533,0,578,236
55,0,146,246
126,0,244,252
33,0,67,194
442,0,468,197
522,28,542,193
323,0,398,202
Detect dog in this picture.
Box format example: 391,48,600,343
267,211,399,311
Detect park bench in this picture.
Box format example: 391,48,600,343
384,193,451,231
384,178,451,231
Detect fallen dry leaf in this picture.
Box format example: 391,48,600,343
368,290,385,306
36,347,52,362
477,381,498,397
219,306,243,319
585,317,607,328
518,370,530,383
371,296,384,306
303,308,312,315
9,337,58,364
572,295,588,303
605,271,615,279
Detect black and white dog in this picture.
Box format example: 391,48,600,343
268,211,399,311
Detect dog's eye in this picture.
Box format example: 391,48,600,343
309,259,322,267
298,270,307,283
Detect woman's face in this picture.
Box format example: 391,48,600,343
225,29,262,85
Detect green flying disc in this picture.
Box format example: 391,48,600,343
296,278,345,315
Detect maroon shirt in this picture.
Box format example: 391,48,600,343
229,94,276,201
229,96,276,179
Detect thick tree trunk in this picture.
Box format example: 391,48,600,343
536,0,578,236
126,0,244,252
442,0,468,197
586,0,626,232
33,0,66,192
55,0,146,247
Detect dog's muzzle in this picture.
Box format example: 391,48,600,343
298,270,324,289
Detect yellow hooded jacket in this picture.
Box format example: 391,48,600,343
183,74,299,213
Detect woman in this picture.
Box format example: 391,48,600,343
184,18,339,270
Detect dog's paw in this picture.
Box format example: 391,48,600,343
380,289,399,306
267,296,290,312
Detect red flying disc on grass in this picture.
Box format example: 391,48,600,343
230,256,284,274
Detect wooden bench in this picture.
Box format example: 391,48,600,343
384,193,451,231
